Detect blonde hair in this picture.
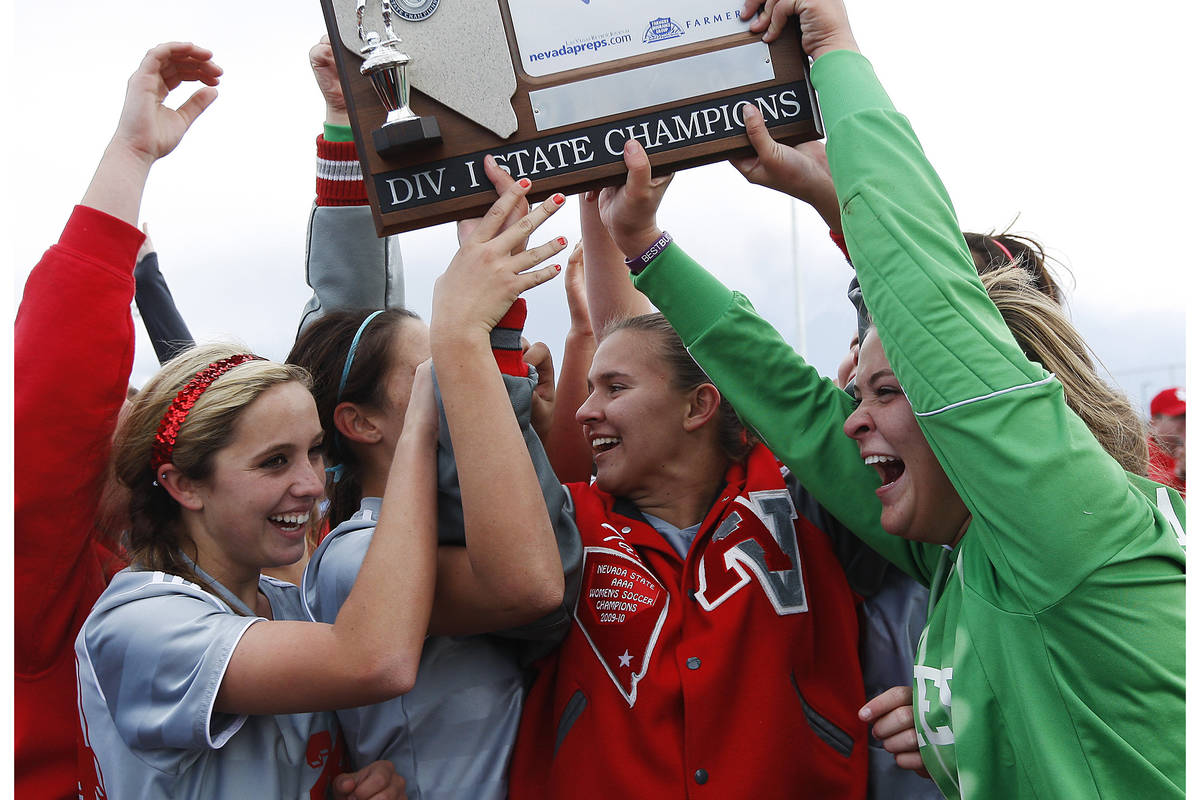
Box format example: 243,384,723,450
979,267,1148,474
108,343,312,595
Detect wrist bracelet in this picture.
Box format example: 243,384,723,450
625,230,672,275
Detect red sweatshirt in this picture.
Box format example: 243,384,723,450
14,206,141,799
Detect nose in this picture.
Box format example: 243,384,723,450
295,456,327,499
843,402,873,441
575,389,601,426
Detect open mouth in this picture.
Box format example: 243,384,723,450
268,511,310,532
864,454,905,487
592,436,621,455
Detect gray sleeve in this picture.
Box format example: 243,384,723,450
81,588,257,757
303,529,374,624
431,367,582,650
297,203,405,336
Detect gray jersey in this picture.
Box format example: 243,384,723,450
76,569,348,799
303,498,525,800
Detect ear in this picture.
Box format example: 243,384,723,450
333,401,384,445
158,464,204,512
682,384,722,433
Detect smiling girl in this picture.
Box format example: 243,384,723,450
593,0,1186,796
75,344,435,798
497,312,875,798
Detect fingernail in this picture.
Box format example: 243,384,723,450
556,237,567,247
555,264,562,272
552,193,566,205
858,706,872,720
584,190,596,202
518,178,531,189
484,154,494,165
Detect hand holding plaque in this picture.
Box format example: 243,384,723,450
320,0,822,235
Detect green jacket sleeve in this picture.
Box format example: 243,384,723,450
633,243,935,582
814,50,1185,610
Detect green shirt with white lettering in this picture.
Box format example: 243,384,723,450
633,49,1185,800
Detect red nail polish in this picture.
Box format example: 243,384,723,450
555,264,562,272
518,178,531,189
557,236,567,247
552,193,566,205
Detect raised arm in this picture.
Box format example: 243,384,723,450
595,137,926,577
540,241,599,482
15,41,220,681
216,363,439,713
429,181,572,632
298,35,404,335
14,44,219,798
133,224,196,364
579,189,654,331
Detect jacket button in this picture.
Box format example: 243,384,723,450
694,768,708,785
686,657,701,670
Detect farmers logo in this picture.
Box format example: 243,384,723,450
643,17,684,43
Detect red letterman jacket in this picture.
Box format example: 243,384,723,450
509,443,868,799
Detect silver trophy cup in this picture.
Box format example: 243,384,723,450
358,0,441,154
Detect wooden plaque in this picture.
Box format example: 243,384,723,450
320,0,822,236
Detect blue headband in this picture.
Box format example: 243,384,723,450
327,309,386,484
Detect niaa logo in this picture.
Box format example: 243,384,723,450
392,0,439,22
643,17,684,43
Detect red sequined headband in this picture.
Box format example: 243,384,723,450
150,354,263,473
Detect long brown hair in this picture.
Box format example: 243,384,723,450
286,308,422,526
978,267,1147,474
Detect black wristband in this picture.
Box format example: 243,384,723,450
625,231,672,275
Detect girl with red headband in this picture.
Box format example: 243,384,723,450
73,178,567,798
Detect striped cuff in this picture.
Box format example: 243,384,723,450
492,299,528,377
316,135,368,206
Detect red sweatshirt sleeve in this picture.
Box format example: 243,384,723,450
14,205,143,674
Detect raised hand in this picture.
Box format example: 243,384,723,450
82,42,221,226
732,104,841,232
433,178,568,342
740,0,859,58
111,42,222,166
596,139,673,259
310,34,349,126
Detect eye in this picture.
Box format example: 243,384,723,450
874,385,903,402
260,454,287,469
608,383,627,394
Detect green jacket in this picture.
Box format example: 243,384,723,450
633,49,1184,800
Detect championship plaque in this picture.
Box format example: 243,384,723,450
321,0,822,235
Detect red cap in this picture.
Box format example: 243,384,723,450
1150,387,1186,417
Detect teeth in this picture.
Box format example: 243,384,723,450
270,512,310,526
863,455,897,465
592,437,620,447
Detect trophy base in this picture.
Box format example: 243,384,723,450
373,116,442,157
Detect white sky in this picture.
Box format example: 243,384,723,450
6,0,1193,414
